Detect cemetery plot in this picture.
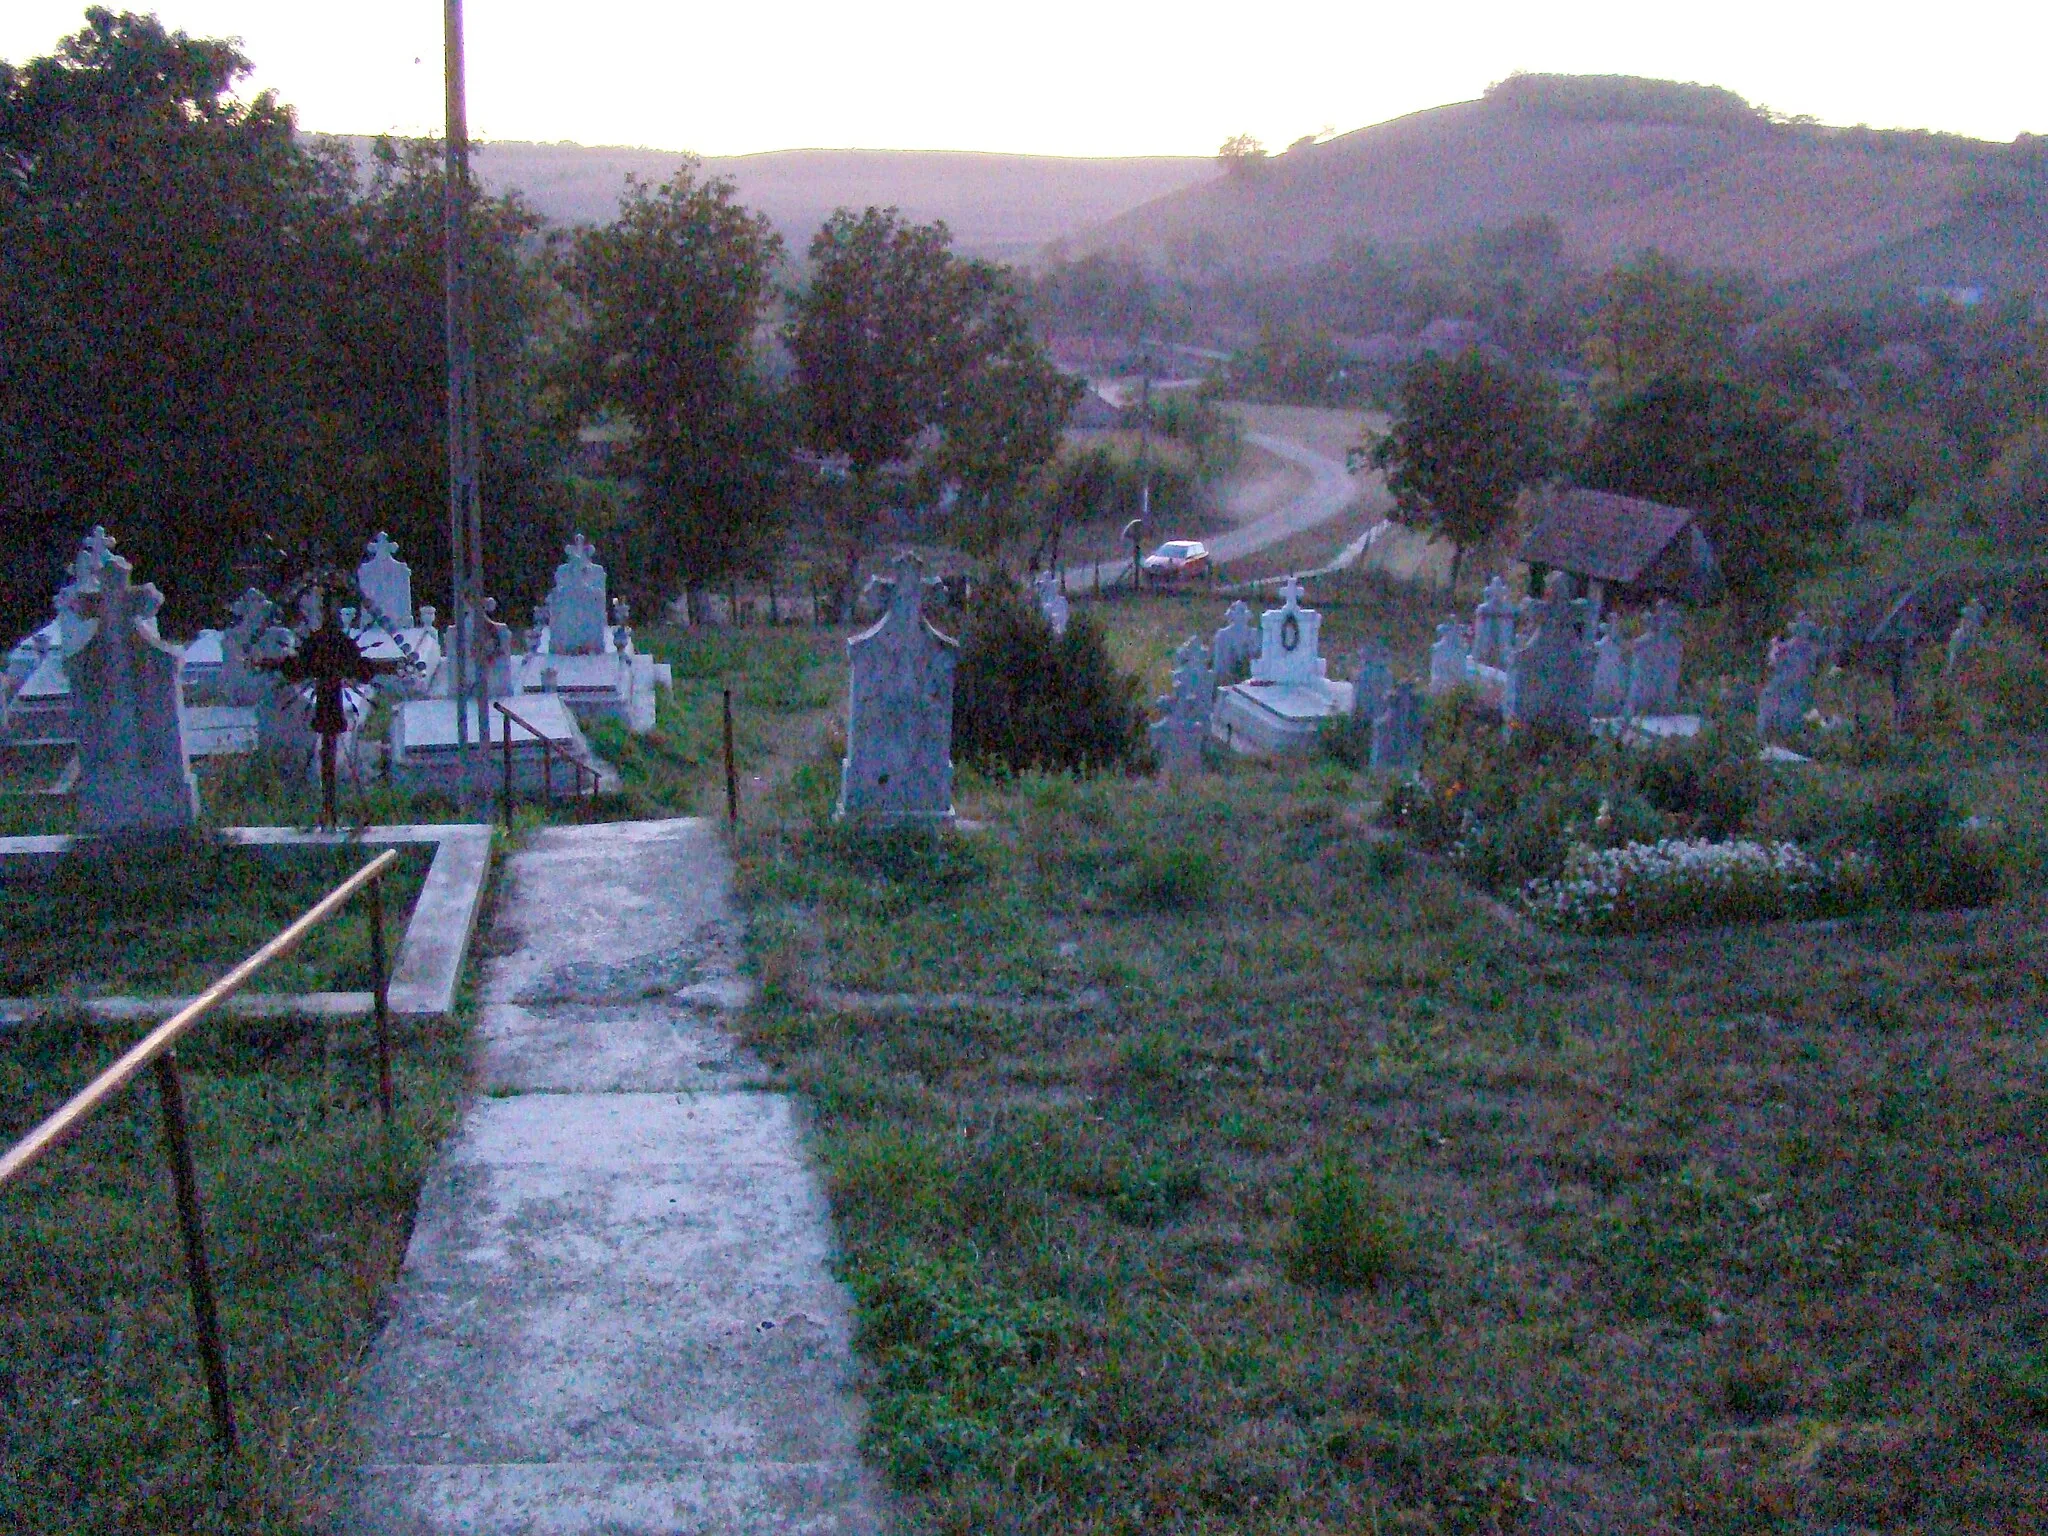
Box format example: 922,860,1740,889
0,841,431,1000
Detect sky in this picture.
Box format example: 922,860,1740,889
3,1,2042,157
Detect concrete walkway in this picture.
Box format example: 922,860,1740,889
345,819,887,1535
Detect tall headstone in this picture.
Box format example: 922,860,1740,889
1352,639,1392,720
218,589,275,707
1625,600,1684,716
1212,600,1258,681
1472,574,1516,668
1250,576,1327,688
1370,680,1424,773
1504,572,1593,732
1757,613,1824,740
837,552,959,825
548,533,608,655
1149,638,1214,776
1031,572,1070,637
1589,618,1627,716
62,553,199,832
357,531,414,631
253,625,318,769
1426,621,1469,696
1945,596,1987,677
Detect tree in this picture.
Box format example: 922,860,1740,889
1574,375,1843,625
1370,349,1555,589
566,166,784,617
787,206,1029,602
926,346,1081,568
1216,133,1267,176
1583,250,1752,396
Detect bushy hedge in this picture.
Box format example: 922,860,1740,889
953,577,1150,777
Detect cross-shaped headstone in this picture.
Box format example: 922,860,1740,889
258,575,403,826
564,532,597,569
229,589,272,632
1276,573,1307,610
365,531,401,563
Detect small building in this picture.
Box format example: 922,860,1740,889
1517,487,1722,611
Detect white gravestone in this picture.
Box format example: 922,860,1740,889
1031,572,1070,638
1211,600,1259,682
62,553,199,832
837,552,959,826
1427,621,1469,696
1590,618,1627,716
1505,572,1594,733
1370,680,1424,773
1472,575,1517,668
1625,600,1684,717
1211,576,1352,755
1252,576,1327,688
219,589,275,707
357,531,414,631
1353,640,1392,721
1945,597,1986,677
1757,613,1824,740
547,533,609,656
1149,638,1215,776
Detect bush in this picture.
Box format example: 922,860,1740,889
953,576,1149,776
1625,729,1760,836
1283,1153,1400,1289
1845,779,2007,910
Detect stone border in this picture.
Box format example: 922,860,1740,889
0,823,493,1023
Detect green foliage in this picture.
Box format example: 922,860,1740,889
1841,778,2007,910
953,576,1148,776
1284,1153,1400,1289
1583,250,1754,395
1119,842,1220,911
1218,327,1365,407
1483,71,1767,127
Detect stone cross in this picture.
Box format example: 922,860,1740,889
1625,600,1684,716
836,551,959,825
1370,680,1424,773
1757,613,1824,740
1472,574,1516,667
219,588,275,707
1504,572,1594,732
1212,600,1258,681
1149,637,1215,776
548,532,609,655
1945,596,1986,677
1589,618,1627,716
1352,639,1392,720
1031,572,1070,638
1249,576,1327,688
60,553,199,833
357,530,414,631
1426,620,1469,696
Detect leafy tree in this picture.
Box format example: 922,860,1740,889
1574,375,1842,625
926,347,1080,568
1583,250,1752,396
565,166,785,617
1216,133,1267,176
1370,349,1556,588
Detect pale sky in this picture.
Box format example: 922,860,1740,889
3,1,2041,156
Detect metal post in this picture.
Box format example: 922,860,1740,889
153,1052,238,1454
368,877,393,1125
722,688,739,828
500,707,512,823
444,0,483,811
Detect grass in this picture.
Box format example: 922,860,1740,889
0,841,431,998
732,569,2048,1533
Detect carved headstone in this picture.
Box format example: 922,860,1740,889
1352,639,1392,720
218,588,275,707
1212,599,1259,681
1370,680,1424,773
1625,600,1684,716
1945,596,1986,677
357,531,414,631
62,553,199,832
1472,574,1516,668
837,552,959,825
547,533,608,655
253,625,316,769
1504,572,1593,732
1149,637,1215,776
1427,620,1469,696
1031,572,1070,638
1250,576,1326,688
1757,613,1824,740
1590,618,1627,716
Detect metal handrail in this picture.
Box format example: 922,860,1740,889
0,847,403,1454
494,698,601,821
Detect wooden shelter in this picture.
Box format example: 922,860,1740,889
1517,487,1722,609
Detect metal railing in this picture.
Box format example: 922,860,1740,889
0,848,403,1454
494,699,601,823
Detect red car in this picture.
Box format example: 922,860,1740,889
1141,540,1212,583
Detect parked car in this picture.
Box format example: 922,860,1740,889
1141,539,1212,583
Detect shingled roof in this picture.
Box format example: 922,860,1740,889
1518,488,1704,586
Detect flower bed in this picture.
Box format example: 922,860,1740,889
1518,837,1875,935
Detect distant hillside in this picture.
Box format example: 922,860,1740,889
331,137,1215,261
1069,76,2047,295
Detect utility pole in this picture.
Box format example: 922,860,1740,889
443,0,484,809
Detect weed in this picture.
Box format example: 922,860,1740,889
1120,841,1219,910
1283,1152,1401,1289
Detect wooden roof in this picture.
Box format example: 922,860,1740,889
1518,488,1701,585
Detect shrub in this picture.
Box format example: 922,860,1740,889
1844,778,2007,910
1283,1153,1400,1289
953,576,1149,776
1520,837,1867,933
1120,842,1220,911
1317,708,1372,769
1625,729,1760,835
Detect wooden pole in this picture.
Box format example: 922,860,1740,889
153,1053,238,1454
368,877,393,1125
722,688,739,829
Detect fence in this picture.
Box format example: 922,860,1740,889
0,848,403,1453
494,700,601,823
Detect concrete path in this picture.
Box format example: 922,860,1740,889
345,819,888,1535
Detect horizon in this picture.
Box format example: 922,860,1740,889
3,1,2042,159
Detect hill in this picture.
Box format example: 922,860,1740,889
1069,76,2047,294
331,137,1215,261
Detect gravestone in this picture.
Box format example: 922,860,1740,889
1590,618,1627,716
1945,596,1986,677
1625,600,1684,716
62,553,199,832
547,533,609,655
357,531,414,631
1370,681,1424,773
1212,600,1258,681
1504,572,1593,732
1032,572,1070,637
1427,621,1469,696
1149,638,1214,776
837,552,959,825
1211,577,1353,754
1757,613,1824,740
1250,576,1325,687
253,626,317,769
1352,639,1392,720
1472,574,1517,667
219,589,275,707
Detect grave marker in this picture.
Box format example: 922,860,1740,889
1757,613,1824,741
1149,638,1214,776
62,553,199,833
1504,572,1593,732
547,533,608,655
836,552,958,825
1625,600,1684,716
1370,681,1424,773
357,531,414,631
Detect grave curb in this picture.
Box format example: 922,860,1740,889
0,822,492,1023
